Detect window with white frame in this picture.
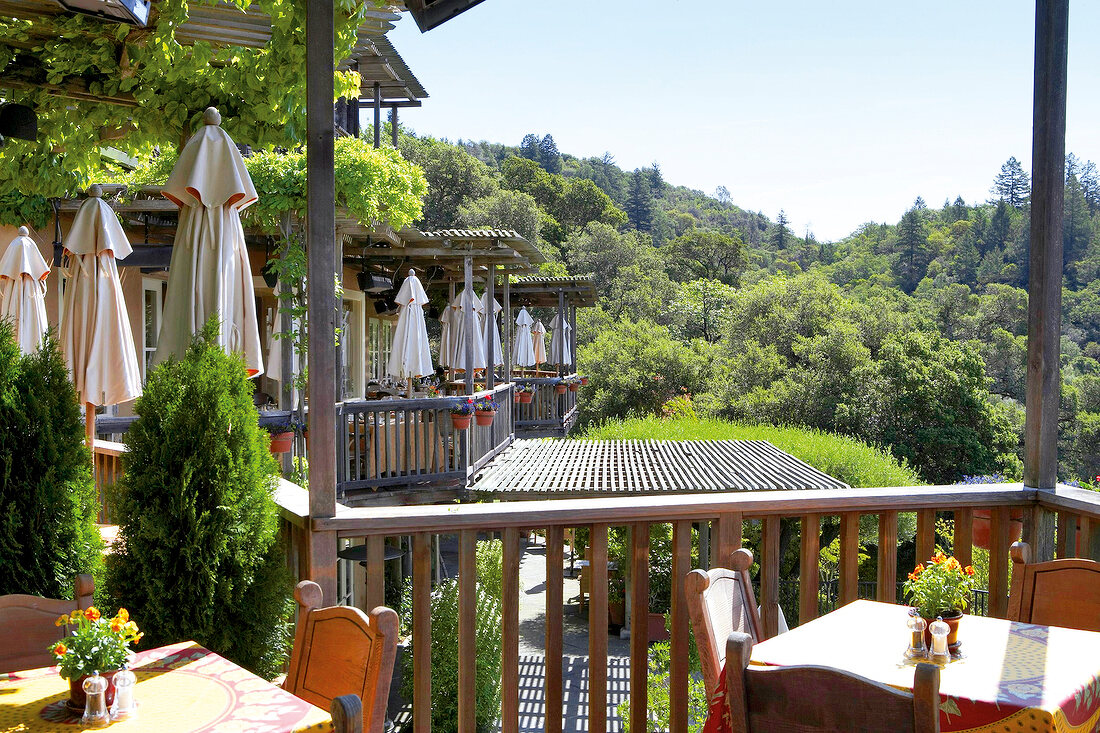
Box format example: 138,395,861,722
340,293,365,398
141,278,164,380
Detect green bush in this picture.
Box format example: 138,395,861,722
104,320,292,679
581,416,922,489
401,577,503,733
0,325,101,597
616,641,708,733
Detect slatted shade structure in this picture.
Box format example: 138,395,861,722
508,276,597,308
401,0,487,32
472,439,849,499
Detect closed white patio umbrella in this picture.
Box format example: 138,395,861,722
0,226,49,355
387,270,433,393
550,312,572,367
448,287,485,373
151,107,263,376
480,289,504,368
512,307,535,369
531,319,547,367
60,186,142,444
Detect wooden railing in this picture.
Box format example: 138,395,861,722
337,382,514,500
91,439,125,524
513,374,579,438
280,483,1100,733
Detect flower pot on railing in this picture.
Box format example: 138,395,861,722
568,382,579,392
972,508,1024,550
580,376,589,386
451,414,472,430
268,431,294,455
475,410,496,427
555,384,568,395
518,390,533,404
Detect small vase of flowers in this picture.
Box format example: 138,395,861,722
450,398,475,430
475,396,498,426
49,607,142,712
903,551,975,652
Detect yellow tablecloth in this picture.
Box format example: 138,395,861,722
0,641,332,733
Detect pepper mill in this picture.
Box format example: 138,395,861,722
111,663,137,720
905,613,927,659
81,671,110,727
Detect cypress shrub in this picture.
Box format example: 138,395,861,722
105,320,292,679
0,324,101,597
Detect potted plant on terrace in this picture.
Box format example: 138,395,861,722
450,398,475,430
608,574,626,628
579,375,589,386
264,417,296,455
49,607,142,712
903,551,975,652
514,384,535,404
475,395,498,426
567,376,580,393
554,379,568,395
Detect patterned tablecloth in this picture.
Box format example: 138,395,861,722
704,600,1100,733
0,641,333,733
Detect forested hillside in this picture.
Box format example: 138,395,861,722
397,129,1100,486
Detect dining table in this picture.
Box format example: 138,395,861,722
704,599,1100,733
0,641,333,733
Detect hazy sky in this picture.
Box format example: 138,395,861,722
389,2,1099,242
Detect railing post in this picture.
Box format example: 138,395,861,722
629,523,650,733
669,520,691,733
545,525,564,733
877,512,898,604
501,527,520,733
988,507,1011,618
839,513,860,606
412,533,432,733
712,512,742,567
458,530,477,733
954,507,973,570
916,509,935,563
799,514,820,624
761,516,781,638
587,523,609,733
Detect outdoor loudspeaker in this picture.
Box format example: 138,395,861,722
358,271,391,294
57,0,151,26
0,104,37,142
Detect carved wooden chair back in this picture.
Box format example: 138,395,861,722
1008,541,1100,632
284,581,399,733
684,548,763,699
724,631,941,733
0,574,95,674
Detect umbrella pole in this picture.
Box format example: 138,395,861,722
407,377,414,398
85,403,95,451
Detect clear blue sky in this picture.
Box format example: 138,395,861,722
389,1,1099,242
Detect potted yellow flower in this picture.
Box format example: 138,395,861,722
903,551,975,651
49,607,142,712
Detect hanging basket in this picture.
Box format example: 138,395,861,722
568,383,579,392
515,391,534,404
268,431,294,454
580,377,589,386
475,410,496,427
555,384,568,395
450,414,472,430
972,508,1024,550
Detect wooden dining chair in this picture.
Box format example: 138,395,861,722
330,695,364,733
0,574,95,674
284,580,399,733
684,548,763,699
724,631,941,733
1008,541,1100,632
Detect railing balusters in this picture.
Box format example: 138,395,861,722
988,506,1011,618
588,523,609,733
412,532,432,733
955,507,974,569
839,512,860,606
712,511,742,567
1057,511,1075,558
1080,515,1092,558
545,525,564,733
916,508,935,562
799,514,820,624
669,520,691,733
877,511,898,603
458,530,477,733
629,523,650,733
501,527,520,733
365,535,384,611
761,516,781,638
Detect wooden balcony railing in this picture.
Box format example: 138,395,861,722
513,375,579,438
91,439,125,524
337,382,514,501
281,482,1100,733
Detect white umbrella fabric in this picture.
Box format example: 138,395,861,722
266,281,299,408
512,307,535,368
550,312,572,367
447,287,485,372
0,226,49,355
60,187,143,444
480,290,504,368
531,319,547,366
151,107,263,376
387,270,433,392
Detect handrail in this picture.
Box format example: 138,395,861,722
1036,486,1100,519
339,382,512,414
315,483,1038,534
91,439,126,457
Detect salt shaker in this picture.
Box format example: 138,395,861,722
111,663,137,720
929,616,950,664
905,614,927,659
81,671,110,727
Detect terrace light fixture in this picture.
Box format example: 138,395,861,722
55,0,151,27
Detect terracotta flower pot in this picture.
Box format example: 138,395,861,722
921,610,963,652
518,391,533,404
268,431,294,454
580,377,589,385
555,384,567,395
568,383,579,392
67,670,118,713
972,508,1024,550
450,414,472,430
475,410,496,427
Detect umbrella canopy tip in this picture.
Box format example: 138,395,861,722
203,107,222,126
87,184,102,198
17,226,28,236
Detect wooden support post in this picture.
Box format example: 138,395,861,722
877,512,898,604
545,525,564,733
485,265,496,389
988,507,1012,618
373,82,381,149
412,533,431,733
761,516,780,638
390,105,399,147
1023,0,1068,497
916,509,935,563
1057,511,1074,558
588,524,608,733
305,0,338,604
502,275,511,379
447,281,456,385
839,513,859,607
556,289,565,378
569,304,577,372
670,520,691,733
712,512,742,568
629,523,649,733
501,527,520,733
365,535,384,611
458,530,476,733
954,507,973,570
463,256,475,395
799,514,820,625
1079,515,1093,559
